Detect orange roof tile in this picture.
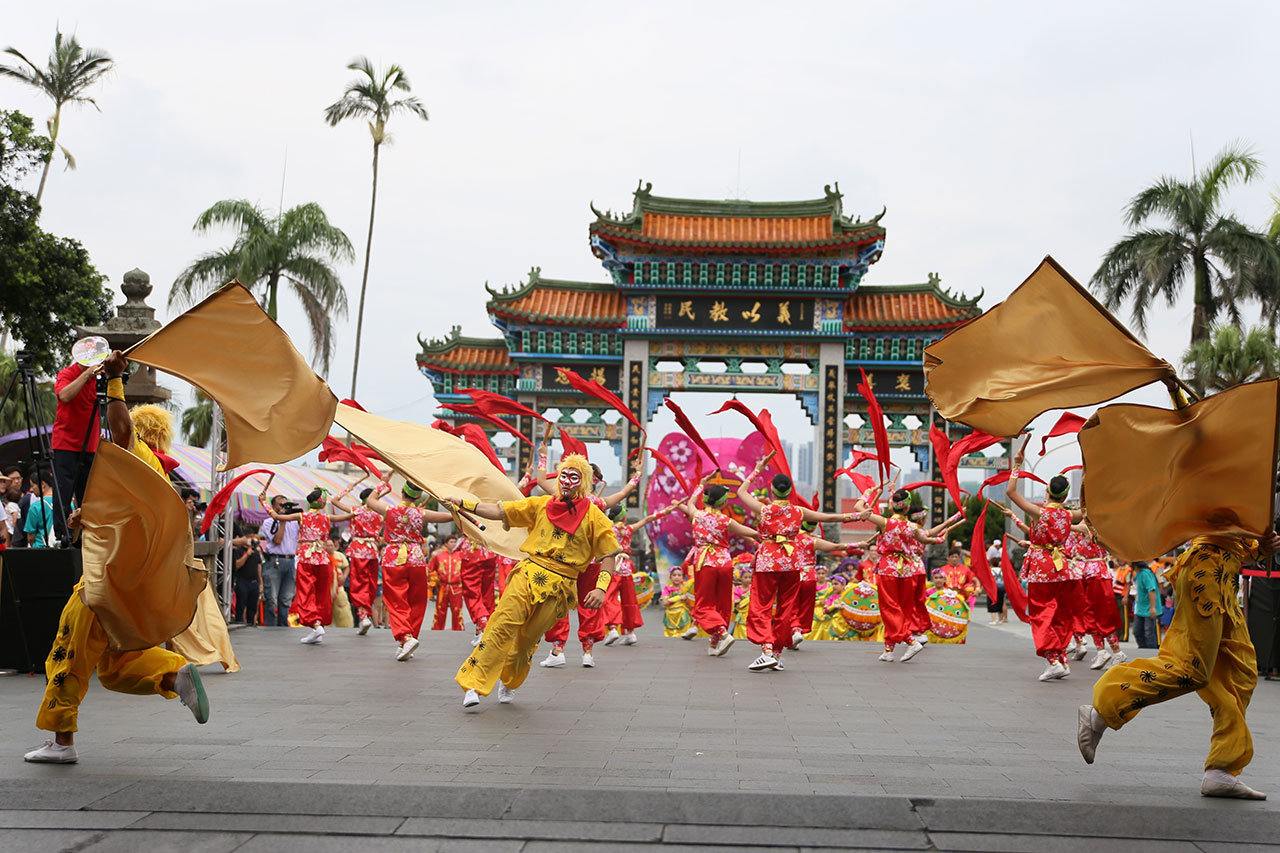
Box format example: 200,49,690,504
845,287,979,330
489,284,624,328
641,214,833,244
417,342,517,374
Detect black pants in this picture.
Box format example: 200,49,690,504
986,588,1005,613
234,577,260,625
51,449,94,538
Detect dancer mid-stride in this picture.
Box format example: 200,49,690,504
735,453,853,672
601,503,675,647
450,453,620,709
260,488,356,645
671,478,759,656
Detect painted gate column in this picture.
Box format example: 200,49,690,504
623,339,650,508
817,342,844,513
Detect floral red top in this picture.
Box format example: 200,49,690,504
346,507,383,560
755,502,803,573
1023,504,1072,583
875,516,918,577
381,505,426,568
612,523,634,576
690,510,734,572
297,510,332,566
457,537,496,571
1076,537,1111,580
903,530,926,576
795,531,817,582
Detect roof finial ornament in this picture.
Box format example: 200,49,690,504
634,179,652,198
450,324,461,340
869,205,887,225
528,265,541,284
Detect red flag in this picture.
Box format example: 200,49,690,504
709,400,791,477
901,480,950,492
555,367,643,433
836,467,876,495
645,446,690,495
458,388,548,422
845,449,882,469
968,502,998,601
351,443,385,463
1039,411,1087,456
951,430,1005,460
319,436,383,478
558,430,589,461
456,423,505,472
931,425,1004,514
1001,536,1029,621
439,403,534,446
664,398,719,470
201,468,273,534
979,469,1047,496
856,368,891,483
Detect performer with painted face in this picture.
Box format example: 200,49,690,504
449,454,620,709
735,452,853,672
671,477,760,656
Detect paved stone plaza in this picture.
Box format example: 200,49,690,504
2,615,1279,851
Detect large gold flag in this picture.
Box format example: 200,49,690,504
128,282,337,470
924,256,1176,436
81,442,208,651
1080,379,1280,561
333,404,527,560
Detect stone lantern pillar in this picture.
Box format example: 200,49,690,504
76,268,171,407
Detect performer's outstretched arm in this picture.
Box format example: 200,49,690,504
443,497,504,521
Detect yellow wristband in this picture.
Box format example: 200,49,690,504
106,378,125,399
459,498,478,513
595,569,612,592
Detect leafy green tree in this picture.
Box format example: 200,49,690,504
947,495,1006,551
1091,142,1279,345
0,110,53,182
180,390,214,448
324,57,429,400
169,200,354,376
0,30,113,208
0,353,58,434
1182,323,1280,396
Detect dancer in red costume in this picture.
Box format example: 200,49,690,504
342,484,389,636
790,520,848,648
429,533,465,631
1068,528,1128,670
537,456,639,669
601,503,675,646
362,482,453,661
261,488,356,645
670,479,759,656
1003,445,1085,681
457,536,497,647
857,490,952,663
736,453,853,672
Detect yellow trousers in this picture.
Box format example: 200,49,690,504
455,562,572,696
37,583,187,733
1092,549,1256,774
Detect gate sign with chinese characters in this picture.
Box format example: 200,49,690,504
655,296,813,334
541,364,621,393
852,368,925,397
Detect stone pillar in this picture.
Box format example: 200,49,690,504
76,268,171,407
817,342,844,513
623,339,649,508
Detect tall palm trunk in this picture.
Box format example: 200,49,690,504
265,270,281,319
33,104,60,209
1191,251,1211,343
349,141,380,401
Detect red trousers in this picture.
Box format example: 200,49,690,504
294,559,333,627
691,560,733,637
601,574,644,631
432,590,464,630
461,562,496,629
1078,576,1119,639
545,566,606,646
383,562,428,643
348,556,378,619
879,574,928,646
1028,579,1084,659
746,571,800,649
794,579,817,633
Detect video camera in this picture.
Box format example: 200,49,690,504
279,500,301,514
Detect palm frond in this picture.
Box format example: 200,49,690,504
192,199,268,236
1091,229,1188,334
280,255,350,317
278,203,355,263
1199,142,1263,210
1125,177,1200,230
169,249,248,309
287,277,337,376
390,96,429,122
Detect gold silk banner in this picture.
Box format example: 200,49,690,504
128,282,337,470
924,256,1176,436
333,404,528,560
81,442,208,652
1080,379,1280,562
168,583,241,672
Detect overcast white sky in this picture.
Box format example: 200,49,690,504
8,2,1279,480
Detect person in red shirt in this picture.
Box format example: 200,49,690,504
429,533,465,631
51,361,105,536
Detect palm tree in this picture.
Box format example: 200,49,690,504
1182,323,1280,397
170,200,354,376
1091,143,1280,345
324,57,429,401
0,30,113,209
181,390,214,448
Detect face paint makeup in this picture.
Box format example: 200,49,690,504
559,468,582,497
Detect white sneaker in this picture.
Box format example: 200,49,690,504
748,653,779,672
1039,661,1067,681
713,634,736,657
1065,637,1078,656
462,689,480,708
1202,768,1267,800
878,651,895,662
498,684,516,704
1077,705,1105,764
540,650,565,668
1109,650,1128,668
470,633,482,647
1072,639,1090,661
357,617,372,636
621,632,637,646
174,663,209,724
396,636,420,661
915,633,929,646
774,658,786,671
900,640,925,662
24,740,78,763
791,631,805,649
1089,648,1114,670
582,653,595,668
681,626,698,640
300,626,324,644
604,628,621,646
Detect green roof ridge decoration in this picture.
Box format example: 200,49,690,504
485,266,617,303
416,325,509,354
855,272,984,310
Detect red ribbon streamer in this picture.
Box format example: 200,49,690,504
1039,411,1087,456
664,398,720,470
457,388,548,422
318,436,383,478
439,403,533,446
201,468,273,534
1001,535,1030,622
558,430,590,461
968,502,998,601
555,367,643,433
856,368,891,484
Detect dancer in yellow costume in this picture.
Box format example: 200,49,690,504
449,453,619,709
1078,531,1280,799
24,352,208,764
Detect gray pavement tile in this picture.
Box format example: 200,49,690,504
0,810,147,829
398,817,663,842
929,832,1202,852
0,778,133,810
525,845,791,853
81,830,255,852
665,824,930,849
0,830,107,853
131,812,404,835
235,837,446,853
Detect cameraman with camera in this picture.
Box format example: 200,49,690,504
257,494,299,626
50,357,105,538
180,488,208,540
231,532,265,625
